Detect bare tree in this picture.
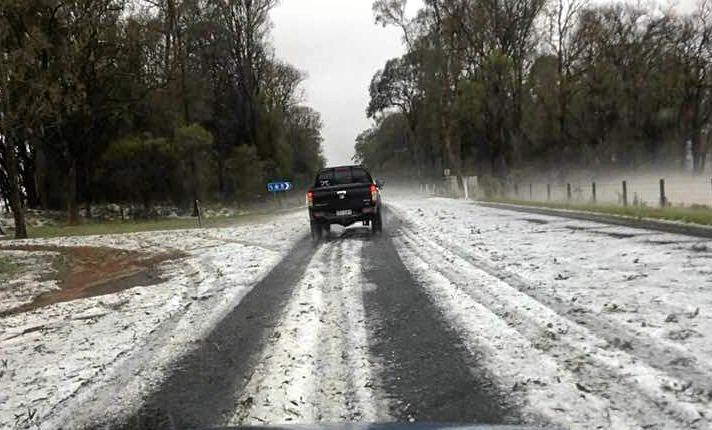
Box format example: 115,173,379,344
678,0,712,172
542,0,589,155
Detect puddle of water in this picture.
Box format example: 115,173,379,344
565,227,643,239
564,225,595,231
0,245,184,316
593,231,638,239
647,240,687,245
520,218,549,225
691,243,709,253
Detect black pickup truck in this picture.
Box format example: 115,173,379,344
306,165,383,240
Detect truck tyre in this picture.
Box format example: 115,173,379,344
372,211,383,235
323,223,331,238
310,221,322,242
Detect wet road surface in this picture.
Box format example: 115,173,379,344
123,208,518,428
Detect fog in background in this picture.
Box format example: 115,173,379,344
503,167,712,206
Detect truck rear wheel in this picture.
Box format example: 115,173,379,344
310,221,322,242
372,211,383,235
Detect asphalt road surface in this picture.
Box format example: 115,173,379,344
110,197,712,430
5,197,712,430
122,209,522,429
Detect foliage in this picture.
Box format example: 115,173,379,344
363,0,712,179
223,145,265,202
96,124,232,207
0,0,325,236
0,255,20,280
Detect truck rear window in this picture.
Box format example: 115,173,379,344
315,167,371,187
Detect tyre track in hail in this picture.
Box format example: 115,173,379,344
389,206,711,428
229,230,389,425
360,208,521,424
120,210,522,429
391,204,712,394
121,235,316,429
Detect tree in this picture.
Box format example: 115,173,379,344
174,124,214,203
1,0,325,228
368,54,424,172
363,0,711,179
0,0,57,238
677,0,712,172
542,0,589,160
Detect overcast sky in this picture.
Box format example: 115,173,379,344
270,0,422,166
270,0,698,166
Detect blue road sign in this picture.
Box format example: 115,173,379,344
267,181,293,193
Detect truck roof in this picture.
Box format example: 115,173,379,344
319,165,366,171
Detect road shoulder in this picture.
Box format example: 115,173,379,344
478,201,712,238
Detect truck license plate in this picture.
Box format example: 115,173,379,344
336,209,352,216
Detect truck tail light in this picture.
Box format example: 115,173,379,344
369,184,378,203
306,190,314,207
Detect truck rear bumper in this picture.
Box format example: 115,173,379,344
310,207,377,226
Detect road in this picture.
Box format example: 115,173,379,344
3,196,712,430
121,197,712,430
125,210,520,428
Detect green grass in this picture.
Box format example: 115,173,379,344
2,206,302,240
0,255,20,279
482,197,712,226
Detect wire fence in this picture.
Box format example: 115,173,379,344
508,175,712,208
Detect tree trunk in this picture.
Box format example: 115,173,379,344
180,44,190,123
691,130,707,175
82,162,92,220
445,121,460,175
1,142,28,239
440,98,460,175
19,144,39,208
406,115,423,177
67,159,79,225
217,153,226,201
699,153,707,173
35,147,48,209
190,156,199,203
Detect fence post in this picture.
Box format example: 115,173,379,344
567,183,572,202
529,183,533,200
547,184,551,201
592,182,597,203
194,200,202,227
622,181,628,206
514,183,519,198
659,178,667,207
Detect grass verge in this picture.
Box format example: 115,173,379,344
0,255,20,279
2,206,302,240
482,197,712,226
